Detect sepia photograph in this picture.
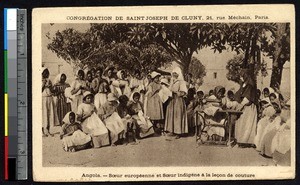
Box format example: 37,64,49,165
32,5,295,181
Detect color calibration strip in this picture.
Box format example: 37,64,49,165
4,8,28,180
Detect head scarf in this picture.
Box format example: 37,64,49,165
171,66,188,94
196,88,203,93
272,98,282,110
53,73,65,84
129,92,141,102
150,71,161,79
42,67,49,77
103,66,115,76
261,97,271,105
62,111,76,125
172,66,184,81
83,91,93,100
214,86,225,96
42,67,48,73
76,69,85,79
268,87,275,94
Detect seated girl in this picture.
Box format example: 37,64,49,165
128,92,154,138
271,100,291,165
259,100,282,158
254,99,276,151
60,112,92,152
99,93,125,146
77,91,110,148
271,119,291,166
226,90,239,110
199,86,227,142
116,95,135,139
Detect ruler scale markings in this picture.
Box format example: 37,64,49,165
16,9,27,180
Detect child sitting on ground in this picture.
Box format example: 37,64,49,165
99,93,125,146
128,92,155,139
60,111,92,152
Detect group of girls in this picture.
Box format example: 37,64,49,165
42,66,190,152
254,87,291,165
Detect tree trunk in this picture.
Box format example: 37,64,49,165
270,23,287,91
270,59,284,90
180,54,192,77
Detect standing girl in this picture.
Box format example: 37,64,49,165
85,71,94,94
143,74,152,115
103,66,116,96
146,72,164,132
70,69,87,113
53,73,71,125
77,91,110,148
130,70,145,103
94,67,110,111
164,67,188,139
42,67,58,136
112,70,131,98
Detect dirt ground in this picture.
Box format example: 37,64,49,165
43,126,275,167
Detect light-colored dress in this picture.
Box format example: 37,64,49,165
200,96,226,138
164,80,188,134
143,78,151,116
254,105,276,151
271,118,291,165
146,82,164,120
100,102,125,144
260,115,282,157
128,100,154,138
70,79,86,113
130,77,145,103
94,78,109,111
42,78,59,130
60,113,91,151
77,103,109,148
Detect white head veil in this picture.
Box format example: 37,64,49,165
54,73,63,85
171,66,188,93
172,66,184,81
62,111,77,125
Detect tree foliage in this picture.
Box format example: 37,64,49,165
143,23,227,73
268,23,290,90
225,23,277,86
224,23,290,90
47,24,173,76
226,54,267,84
188,57,206,85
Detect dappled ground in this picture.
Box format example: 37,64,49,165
43,126,275,167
